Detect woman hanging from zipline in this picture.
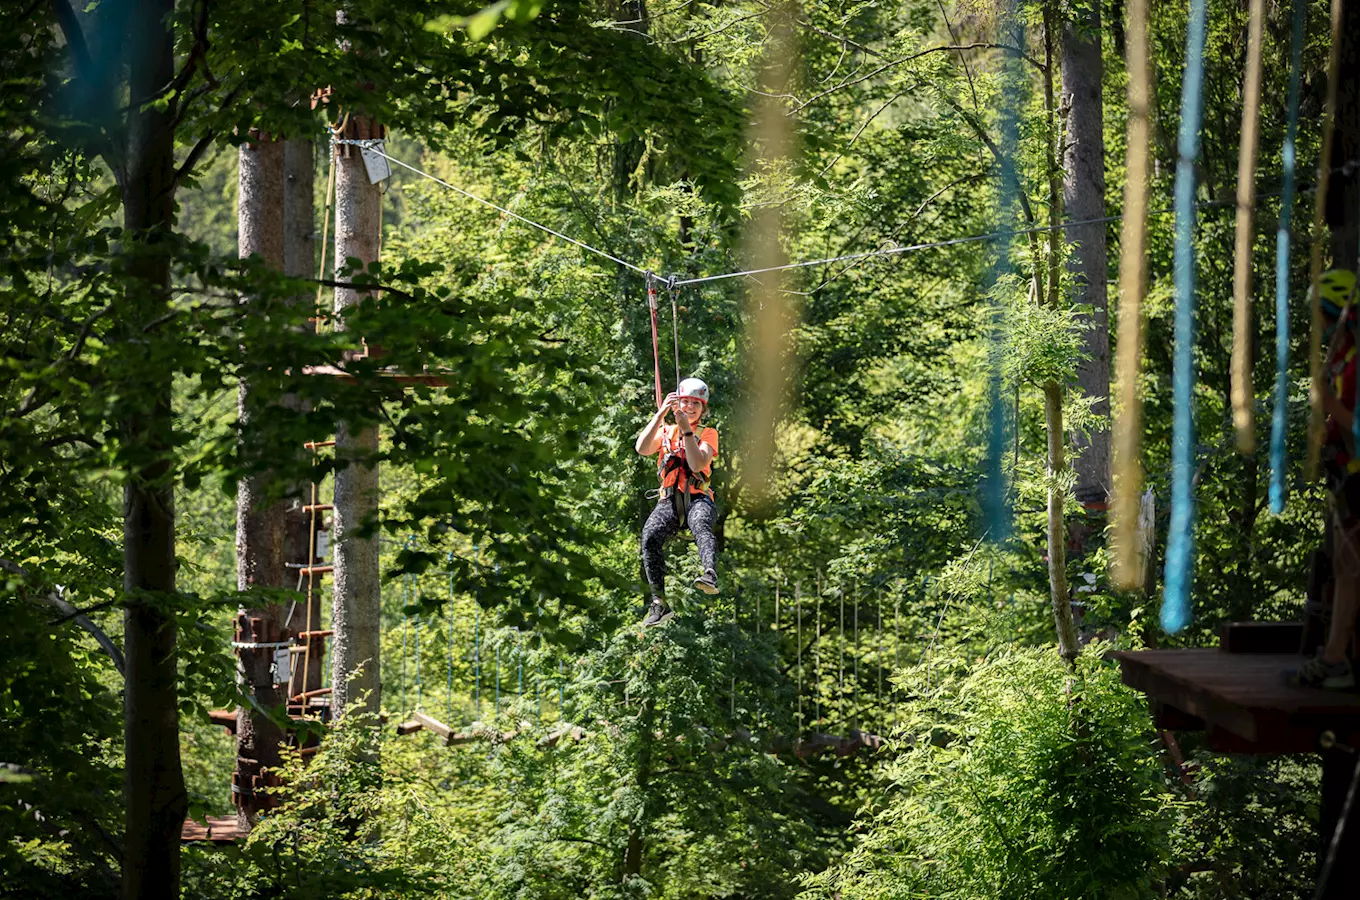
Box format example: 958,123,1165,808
635,378,720,627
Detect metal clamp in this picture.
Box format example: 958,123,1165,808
231,640,295,650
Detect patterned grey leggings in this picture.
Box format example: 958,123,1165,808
641,494,717,597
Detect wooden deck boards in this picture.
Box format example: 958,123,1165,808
181,816,242,842
1113,648,1360,754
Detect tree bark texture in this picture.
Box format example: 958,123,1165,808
120,1,187,896
331,117,383,719
284,138,325,703
1062,0,1111,506
235,135,289,831
1045,381,1081,662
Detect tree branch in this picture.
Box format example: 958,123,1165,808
941,97,1038,226
46,0,94,85
0,559,124,677
316,278,419,303
798,19,889,60
793,43,1044,114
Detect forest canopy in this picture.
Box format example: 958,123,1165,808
2,0,1358,897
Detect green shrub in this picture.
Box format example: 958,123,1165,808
803,644,1171,900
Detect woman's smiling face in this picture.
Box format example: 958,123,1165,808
677,396,705,423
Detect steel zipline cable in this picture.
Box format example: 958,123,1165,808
333,137,1346,291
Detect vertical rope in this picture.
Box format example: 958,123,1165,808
1111,0,1153,589
815,577,823,726
1231,0,1267,452
446,552,454,720
876,588,883,732
670,282,682,388
414,606,421,709
647,276,663,409
313,138,337,331
853,580,859,732
401,589,409,714
536,595,543,721
1270,0,1309,514
893,593,901,733
299,444,321,710
1161,0,1210,635
795,581,803,733
473,545,481,720
730,595,737,720
412,576,421,710
838,579,845,730
1305,0,1347,480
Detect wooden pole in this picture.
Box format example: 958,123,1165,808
330,113,384,720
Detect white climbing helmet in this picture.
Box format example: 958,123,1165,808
677,377,710,406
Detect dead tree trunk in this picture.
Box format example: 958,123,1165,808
1061,0,1110,509
330,116,383,719
234,134,289,831
120,0,188,895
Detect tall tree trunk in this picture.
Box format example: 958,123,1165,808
120,0,187,896
1061,0,1111,508
1043,3,1079,662
284,137,324,704
1328,0,1360,272
234,134,289,831
331,116,383,719
1045,382,1081,660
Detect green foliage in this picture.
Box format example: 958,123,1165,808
804,644,1172,900
0,593,121,899
2,0,1350,894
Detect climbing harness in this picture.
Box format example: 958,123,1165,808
1269,0,1308,515
646,276,708,530
1161,0,1209,635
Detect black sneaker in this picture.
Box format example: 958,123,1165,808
693,569,719,595
1286,650,1356,690
642,599,674,628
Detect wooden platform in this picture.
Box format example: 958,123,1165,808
181,816,242,842
1113,647,1360,754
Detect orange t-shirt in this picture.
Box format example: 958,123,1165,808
656,424,719,497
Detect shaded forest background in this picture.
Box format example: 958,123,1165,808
1,0,1352,896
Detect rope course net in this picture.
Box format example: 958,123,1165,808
366,534,937,744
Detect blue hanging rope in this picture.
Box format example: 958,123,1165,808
1162,0,1211,635
983,15,1026,543
1270,0,1308,515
